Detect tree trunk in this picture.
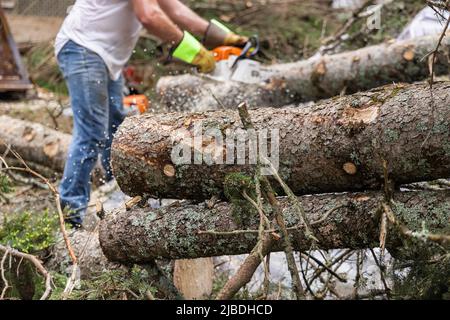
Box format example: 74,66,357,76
156,35,450,112
0,115,71,172
98,190,450,263
112,82,450,200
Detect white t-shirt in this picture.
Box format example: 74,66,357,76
55,0,143,80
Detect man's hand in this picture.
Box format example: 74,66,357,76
172,32,216,73
203,19,249,49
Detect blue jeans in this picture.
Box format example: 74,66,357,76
57,40,127,225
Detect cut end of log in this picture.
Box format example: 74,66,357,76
43,140,60,158
343,162,358,175
163,164,176,177
314,60,327,76
23,127,36,142
403,49,415,61
342,105,379,124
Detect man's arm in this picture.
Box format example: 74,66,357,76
157,0,248,49
131,0,215,73
156,0,209,36
131,0,183,44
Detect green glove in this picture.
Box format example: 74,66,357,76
203,19,249,49
172,31,216,73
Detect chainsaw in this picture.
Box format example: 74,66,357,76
123,94,149,115
207,36,274,84
122,65,150,115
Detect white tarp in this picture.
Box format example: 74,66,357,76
332,0,365,9
398,7,450,40
332,0,389,9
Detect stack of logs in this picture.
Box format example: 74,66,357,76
98,80,450,263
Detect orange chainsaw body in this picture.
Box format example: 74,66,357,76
123,94,149,114
212,46,243,62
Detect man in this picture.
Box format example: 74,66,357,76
55,0,247,227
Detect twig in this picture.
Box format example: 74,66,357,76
352,251,363,299
427,0,450,10
0,249,10,299
216,234,275,300
369,248,391,297
428,1,450,88
307,249,353,285
242,185,271,299
0,245,52,300
301,252,347,283
207,89,228,110
423,2,450,148
299,253,319,299
238,102,305,300
379,159,390,258
341,289,389,300
318,0,376,55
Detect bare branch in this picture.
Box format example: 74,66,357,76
0,245,52,300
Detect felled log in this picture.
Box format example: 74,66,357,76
0,115,71,172
0,98,73,134
156,35,450,112
99,190,450,262
112,82,450,200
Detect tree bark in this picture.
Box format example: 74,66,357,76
98,190,450,263
0,115,71,172
112,82,450,200
156,35,450,112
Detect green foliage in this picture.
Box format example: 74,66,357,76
391,242,450,300
389,197,450,300
70,266,157,300
224,172,255,199
0,174,13,194
0,210,59,253
224,172,258,226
